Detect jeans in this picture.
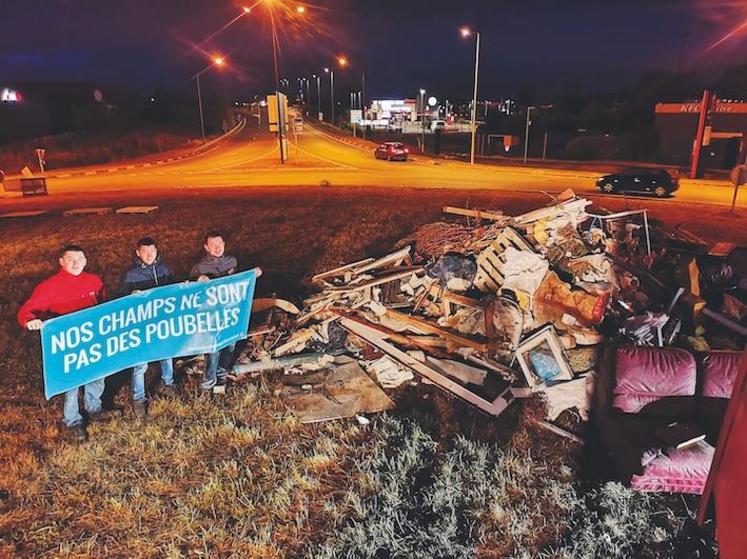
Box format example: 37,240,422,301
201,343,236,391
131,359,175,402
63,378,105,426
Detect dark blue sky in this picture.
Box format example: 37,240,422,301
1,0,744,100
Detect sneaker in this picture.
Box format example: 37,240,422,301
133,400,148,419
159,384,179,399
88,408,124,423
62,423,88,442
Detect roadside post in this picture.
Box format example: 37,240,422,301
729,164,747,212
36,148,46,174
292,118,303,163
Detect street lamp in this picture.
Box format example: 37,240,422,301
324,67,334,125
312,74,321,119
419,88,426,152
460,27,480,164
194,55,226,141
523,106,534,163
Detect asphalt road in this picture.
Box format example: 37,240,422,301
3,120,746,209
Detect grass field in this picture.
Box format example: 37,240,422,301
1,187,735,558
1,128,197,175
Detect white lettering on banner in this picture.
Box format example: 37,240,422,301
180,293,202,310
98,297,177,335
50,321,94,354
63,343,102,373
105,329,142,357
205,282,249,306
144,308,242,343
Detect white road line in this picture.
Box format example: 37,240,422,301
287,138,358,170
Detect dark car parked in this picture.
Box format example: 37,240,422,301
596,168,679,197
374,142,409,161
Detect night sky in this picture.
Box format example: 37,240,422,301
1,0,745,101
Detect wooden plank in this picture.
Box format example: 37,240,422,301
62,207,113,216
514,199,592,225
709,242,737,258
340,317,513,417
338,313,452,358
441,291,485,309
312,257,375,283
116,206,159,214
384,309,487,352
252,297,301,314
327,268,422,293
443,206,504,221
351,246,413,275
0,210,48,218
473,273,500,293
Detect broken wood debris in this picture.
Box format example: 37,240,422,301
230,190,743,433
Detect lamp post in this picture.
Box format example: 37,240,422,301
523,106,535,163
419,88,426,152
460,27,480,165
193,56,225,141
324,67,334,125
312,74,321,119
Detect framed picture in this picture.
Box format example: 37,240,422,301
515,324,574,390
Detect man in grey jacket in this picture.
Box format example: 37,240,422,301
190,230,238,393
119,237,177,418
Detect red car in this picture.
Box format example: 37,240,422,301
374,142,409,161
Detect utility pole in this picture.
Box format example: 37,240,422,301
196,73,205,140
270,13,285,163
468,31,480,164
523,106,534,163
420,89,426,153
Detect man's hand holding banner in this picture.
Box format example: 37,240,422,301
40,269,258,399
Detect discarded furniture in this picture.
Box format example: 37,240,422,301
1,177,48,196
473,227,534,293
595,345,742,494
340,316,514,417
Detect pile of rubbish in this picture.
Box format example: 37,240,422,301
230,191,746,437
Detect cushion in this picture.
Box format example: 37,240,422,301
613,347,697,413
701,351,741,398
630,442,714,494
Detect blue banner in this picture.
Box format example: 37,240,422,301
41,269,257,399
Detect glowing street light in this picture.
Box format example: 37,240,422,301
243,6,251,13
194,55,228,141
296,5,306,13
460,26,480,165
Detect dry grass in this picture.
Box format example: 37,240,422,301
0,188,731,558
1,128,196,174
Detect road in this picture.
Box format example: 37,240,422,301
2,120,746,209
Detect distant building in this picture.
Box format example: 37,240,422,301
654,100,747,169
368,99,417,127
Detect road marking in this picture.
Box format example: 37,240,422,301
286,138,358,170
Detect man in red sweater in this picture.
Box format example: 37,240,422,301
18,245,122,441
